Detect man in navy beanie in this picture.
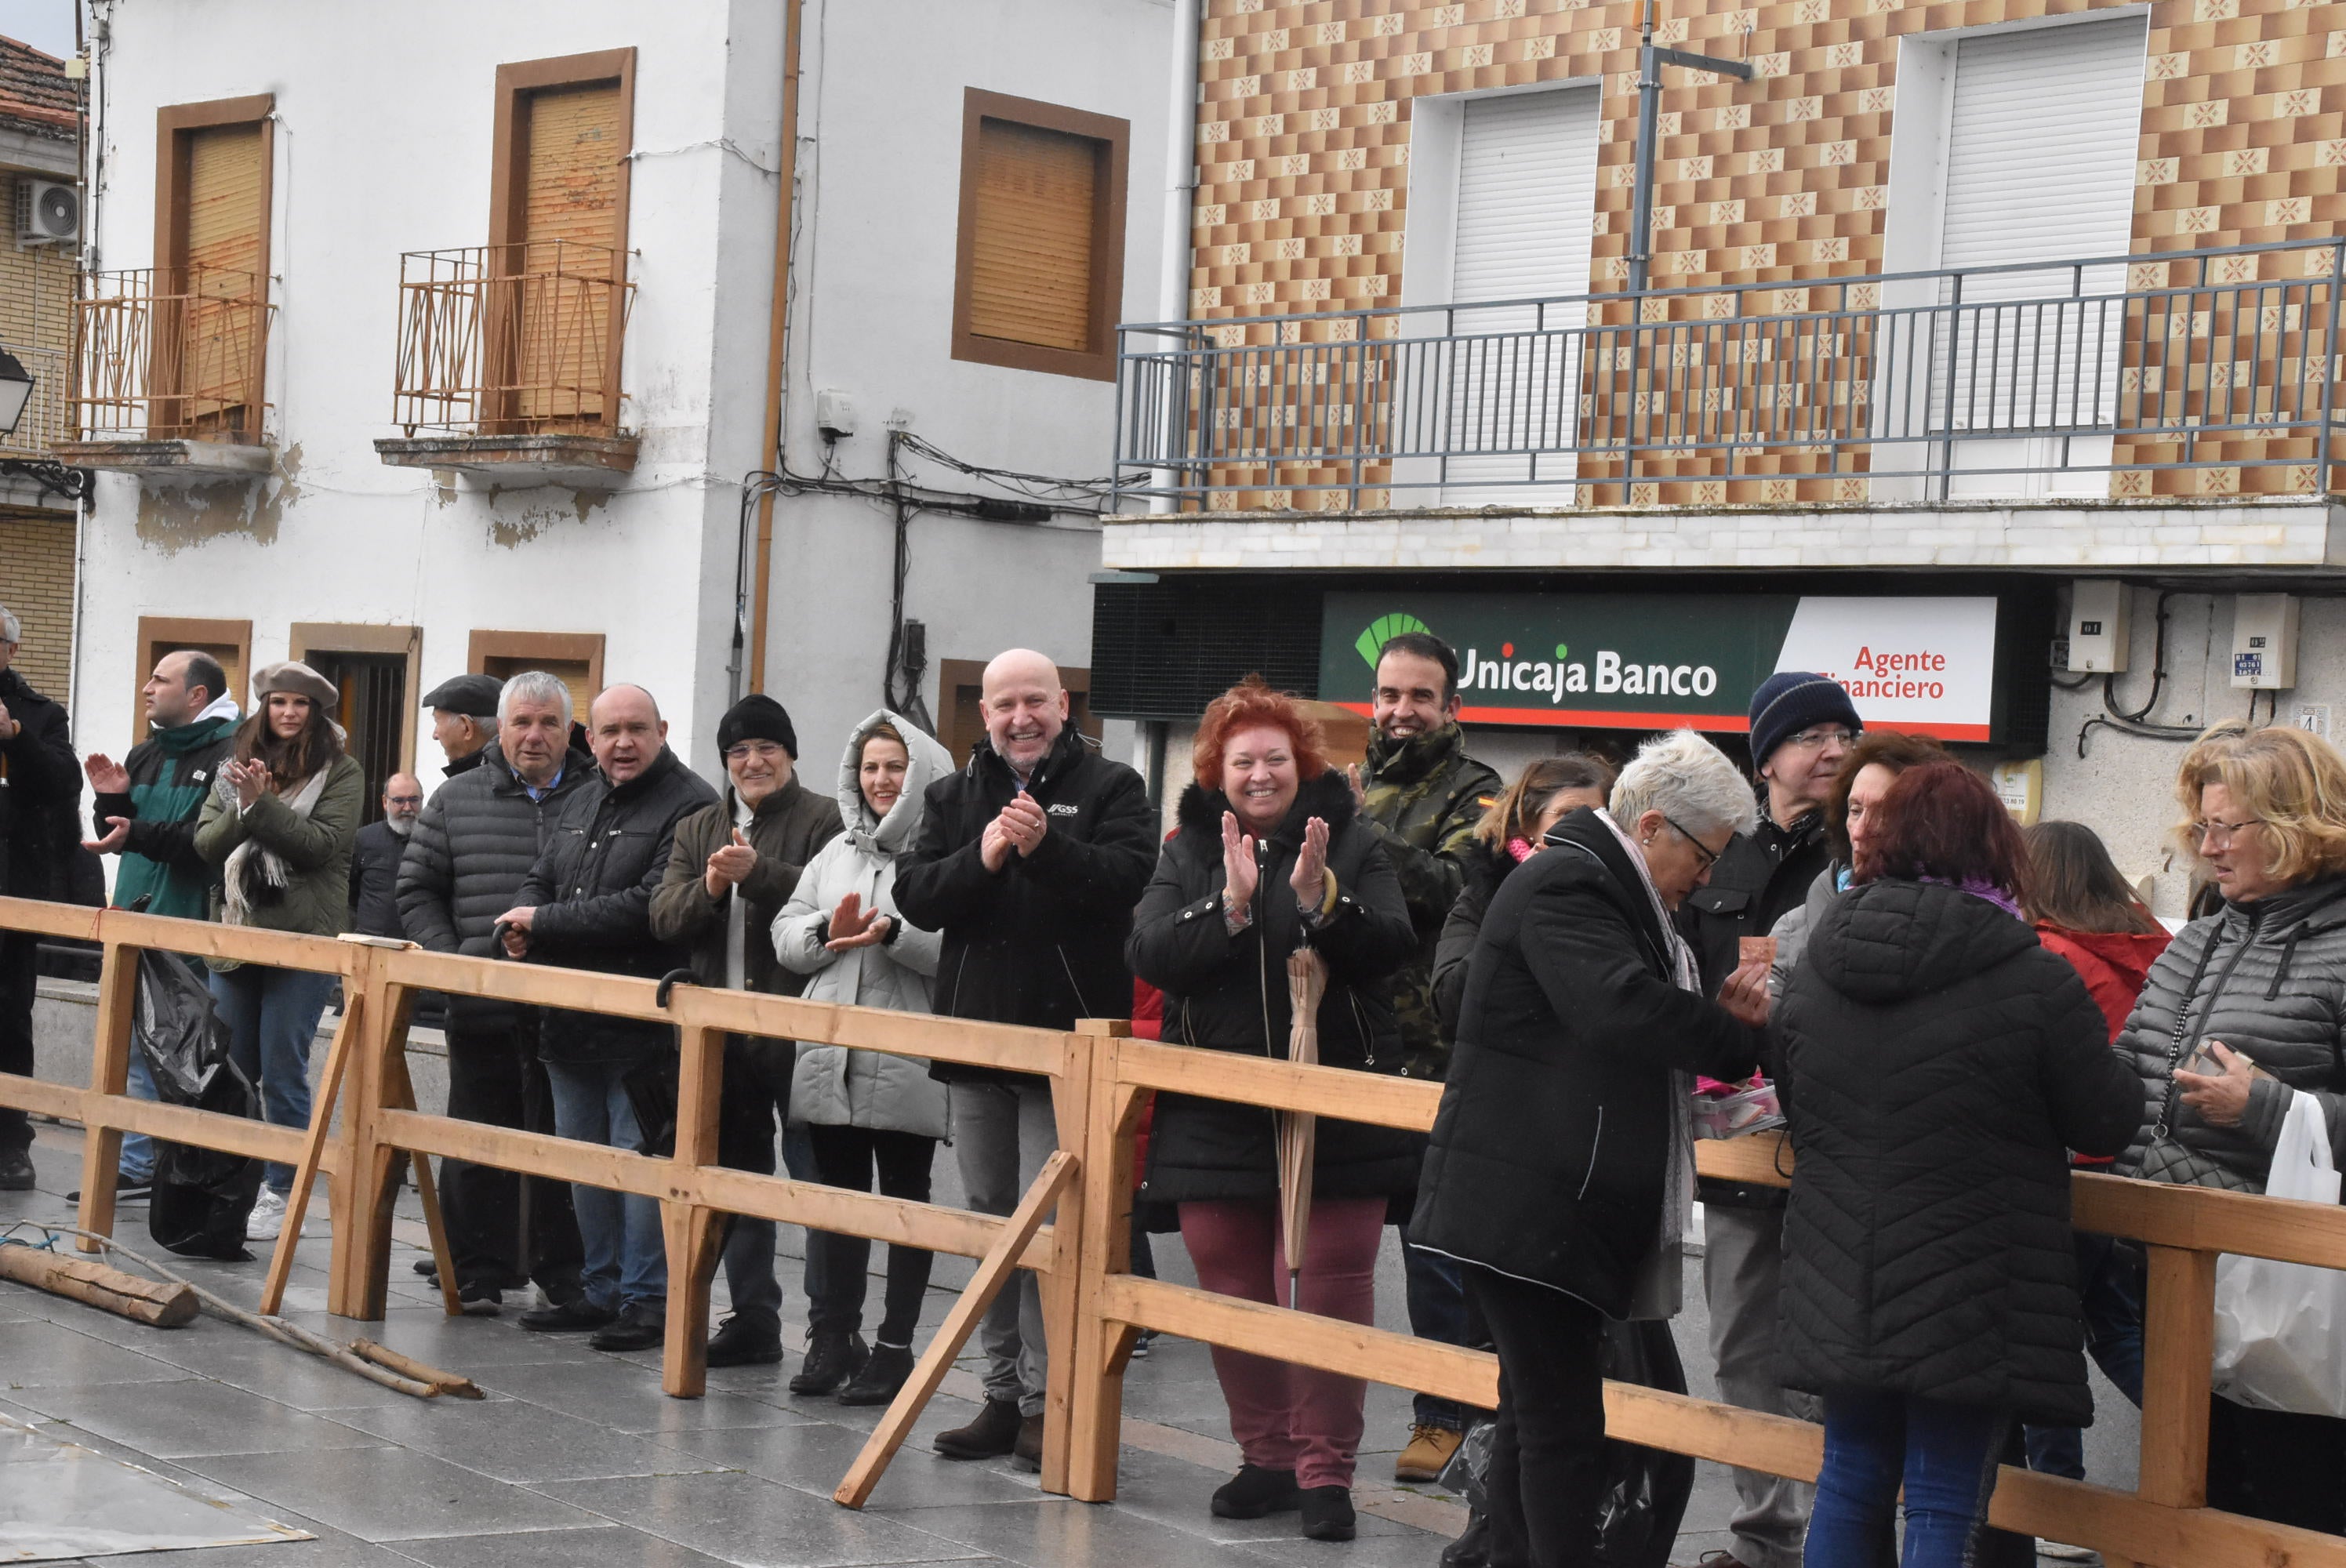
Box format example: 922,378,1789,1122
1680,670,1858,1568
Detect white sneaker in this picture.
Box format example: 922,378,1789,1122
2038,1544,2101,1563
245,1186,288,1242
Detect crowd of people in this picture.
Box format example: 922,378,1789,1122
2,595,2343,1564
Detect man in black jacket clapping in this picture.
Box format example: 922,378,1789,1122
497,684,717,1352
0,604,80,1191
895,648,1155,1467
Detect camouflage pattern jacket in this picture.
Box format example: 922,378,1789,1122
1360,722,1502,1080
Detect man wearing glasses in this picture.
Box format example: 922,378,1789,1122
650,694,842,1371
349,774,424,938
1679,670,1861,1568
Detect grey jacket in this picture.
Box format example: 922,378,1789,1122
395,741,598,1031
779,710,953,1137
2114,876,2346,1191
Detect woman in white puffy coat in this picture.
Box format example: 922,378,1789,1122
772,710,954,1405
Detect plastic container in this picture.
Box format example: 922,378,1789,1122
1692,1080,1785,1140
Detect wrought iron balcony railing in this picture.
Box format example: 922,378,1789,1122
73,267,271,443
1113,239,2345,510
391,241,634,438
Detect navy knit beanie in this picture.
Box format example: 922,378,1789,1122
1747,672,1861,771
717,694,798,758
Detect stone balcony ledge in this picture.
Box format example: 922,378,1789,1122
51,437,274,487
1100,495,2346,575
374,431,638,490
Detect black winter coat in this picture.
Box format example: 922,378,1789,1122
1432,838,1516,1040
349,821,408,938
0,666,80,903
1680,803,1830,1210
396,741,599,1032
1128,771,1420,1204
1411,809,1760,1319
895,728,1156,1083
516,746,719,1063
1775,879,2144,1425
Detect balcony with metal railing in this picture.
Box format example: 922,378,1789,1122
373,240,638,487
1113,240,2346,520
57,266,277,483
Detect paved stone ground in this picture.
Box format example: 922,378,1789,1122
0,1121,2135,1566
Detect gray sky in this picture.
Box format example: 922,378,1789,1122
0,0,78,58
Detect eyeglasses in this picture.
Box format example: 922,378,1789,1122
2192,816,2264,848
1783,726,1858,751
384,795,424,808
724,742,785,764
1663,813,1722,873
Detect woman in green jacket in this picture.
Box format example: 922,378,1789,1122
195,662,364,1240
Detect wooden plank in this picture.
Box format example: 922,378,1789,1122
1113,1037,1443,1131
72,943,140,1255
376,1107,1058,1269
1037,1039,1091,1495
2137,1243,2216,1510
1989,1465,2346,1568
260,990,365,1315
834,1151,1077,1510
329,953,408,1320
2075,1171,2346,1269
1067,1022,1142,1504
659,1025,728,1399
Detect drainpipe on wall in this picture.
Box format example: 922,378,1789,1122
746,0,804,695
1149,0,1202,516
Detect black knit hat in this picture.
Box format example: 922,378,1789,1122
717,694,797,758
1747,671,1862,771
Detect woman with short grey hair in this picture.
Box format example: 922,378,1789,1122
1411,728,1767,1566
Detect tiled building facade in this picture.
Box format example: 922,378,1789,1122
1182,0,2346,503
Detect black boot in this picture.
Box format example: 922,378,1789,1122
788,1330,867,1396
1440,1506,1491,1567
933,1397,1022,1460
1300,1485,1356,1542
706,1315,784,1368
837,1343,915,1406
1211,1465,1302,1519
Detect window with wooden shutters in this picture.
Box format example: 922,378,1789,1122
951,90,1128,382
151,96,273,441
486,51,635,435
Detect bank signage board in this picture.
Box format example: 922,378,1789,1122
1321,591,1999,740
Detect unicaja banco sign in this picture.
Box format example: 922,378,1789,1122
1325,593,1999,741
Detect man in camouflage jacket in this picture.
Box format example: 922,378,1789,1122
1353,632,1501,1480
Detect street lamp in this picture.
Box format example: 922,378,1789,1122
0,350,32,438
1626,0,1753,294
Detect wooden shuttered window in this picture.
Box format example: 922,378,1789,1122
516,79,623,425
968,120,1101,354
952,91,1129,381
161,108,271,436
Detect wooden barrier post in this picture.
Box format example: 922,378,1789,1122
1035,1026,1096,1497
1066,1020,1142,1504
2137,1243,2217,1512
72,940,140,1254
327,950,410,1320
260,990,366,1315
660,1022,730,1399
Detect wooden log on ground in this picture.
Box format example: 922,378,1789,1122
348,1338,483,1399
0,1243,199,1327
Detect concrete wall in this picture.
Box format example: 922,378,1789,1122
758,0,1175,773
75,0,787,780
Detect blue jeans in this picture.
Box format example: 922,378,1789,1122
1809,1391,2013,1568
2023,1232,2147,1479
119,1042,159,1183
208,965,336,1192
543,1057,667,1314
1404,1236,1474,1430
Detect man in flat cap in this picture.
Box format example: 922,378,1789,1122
423,673,504,782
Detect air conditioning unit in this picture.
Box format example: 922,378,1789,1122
16,180,81,248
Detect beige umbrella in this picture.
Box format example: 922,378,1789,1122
1279,947,1327,1308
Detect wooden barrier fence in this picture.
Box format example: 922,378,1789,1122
4,897,2345,1564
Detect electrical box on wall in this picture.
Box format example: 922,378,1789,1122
2066,580,2129,673
815,389,856,443
2231,594,2300,690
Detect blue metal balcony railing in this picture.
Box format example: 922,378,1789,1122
1113,239,2345,510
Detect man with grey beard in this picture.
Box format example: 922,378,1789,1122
349,774,423,938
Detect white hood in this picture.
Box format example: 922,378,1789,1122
836,708,954,858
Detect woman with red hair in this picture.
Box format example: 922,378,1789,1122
1128,677,1417,1541
1774,763,2142,1567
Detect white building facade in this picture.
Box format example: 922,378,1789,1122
65,0,1174,806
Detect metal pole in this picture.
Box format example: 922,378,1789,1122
1628,0,1661,297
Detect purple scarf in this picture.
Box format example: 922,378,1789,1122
1919,873,2023,920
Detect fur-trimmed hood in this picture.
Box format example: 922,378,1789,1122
835,708,955,858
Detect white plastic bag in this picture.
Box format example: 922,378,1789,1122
2211,1090,2346,1418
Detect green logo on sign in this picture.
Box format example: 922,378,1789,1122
1355,612,1429,670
